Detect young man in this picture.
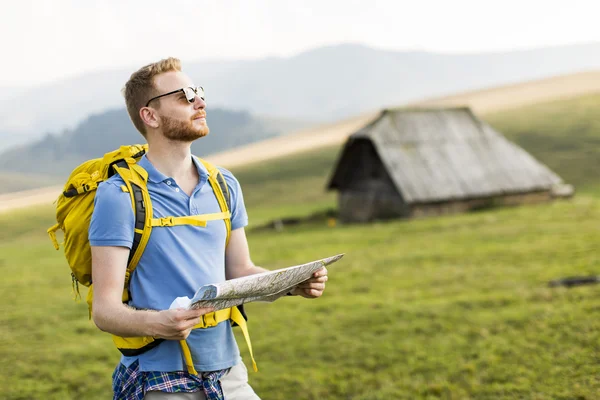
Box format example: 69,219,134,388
89,57,328,400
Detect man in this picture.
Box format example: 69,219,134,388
89,57,328,400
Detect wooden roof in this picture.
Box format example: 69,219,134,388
327,107,563,203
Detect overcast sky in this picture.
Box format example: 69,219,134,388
2,0,599,86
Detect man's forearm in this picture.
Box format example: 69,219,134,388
93,302,159,337
226,263,269,280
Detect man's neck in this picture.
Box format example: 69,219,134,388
145,141,197,183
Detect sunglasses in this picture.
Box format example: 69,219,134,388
145,86,205,107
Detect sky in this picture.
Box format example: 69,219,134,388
1,0,599,86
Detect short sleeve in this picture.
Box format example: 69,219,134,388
89,179,135,248
218,167,248,230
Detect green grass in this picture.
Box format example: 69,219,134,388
486,93,600,191
2,194,600,399
3,94,600,399
231,146,340,226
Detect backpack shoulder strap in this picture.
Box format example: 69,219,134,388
112,159,153,290
215,169,231,211
196,157,247,320
197,157,232,246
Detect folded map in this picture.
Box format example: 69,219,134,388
182,253,344,311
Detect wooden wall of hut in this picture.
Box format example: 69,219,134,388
409,190,553,218
336,139,410,222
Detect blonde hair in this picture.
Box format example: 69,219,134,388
122,57,182,135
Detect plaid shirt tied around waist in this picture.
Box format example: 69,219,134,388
112,360,229,400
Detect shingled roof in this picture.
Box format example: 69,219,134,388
327,107,563,203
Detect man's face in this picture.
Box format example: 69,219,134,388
151,71,209,142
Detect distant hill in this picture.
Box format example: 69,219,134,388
484,93,600,190
227,93,600,193
230,92,600,223
0,86,25,98
0,131,27,152
0,171,62,195
3,92,600,211
0,107,307,178
415,70,600,114
2,42,600,151
207,70,600,169
3,72,600,202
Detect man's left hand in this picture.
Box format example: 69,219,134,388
290,267,328,298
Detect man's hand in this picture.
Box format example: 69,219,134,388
151,307,214,340
290,267,328,298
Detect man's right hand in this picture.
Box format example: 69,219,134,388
151,307,214,340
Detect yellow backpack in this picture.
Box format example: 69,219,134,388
47,144,257,374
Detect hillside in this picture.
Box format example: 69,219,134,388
2,168,600,399
208,112,378,169
3,42,600,149
485,93,600,190
3,70,600,398
0,172,62,195
3,77,600,212
228,93,600,225
415,70,600,114
0,107,306,180
209,70,600,170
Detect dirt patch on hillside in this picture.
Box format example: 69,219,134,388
207,112,379,168
414,70,600,114
0,186,62,214
208,70,600,168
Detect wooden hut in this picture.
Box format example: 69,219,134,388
326,107,571,223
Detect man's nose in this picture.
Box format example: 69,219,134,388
193,96,206,109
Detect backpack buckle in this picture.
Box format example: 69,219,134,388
159,217,174,227
202,312,217,327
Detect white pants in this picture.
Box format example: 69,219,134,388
144,362,260,400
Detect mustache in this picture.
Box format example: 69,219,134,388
192,112,206,119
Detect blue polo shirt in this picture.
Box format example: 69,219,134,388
89,154,248,372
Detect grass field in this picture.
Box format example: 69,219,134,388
2,175,600,398
2,92,600,399
486,93,600,190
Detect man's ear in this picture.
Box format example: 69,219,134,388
140,107,160,129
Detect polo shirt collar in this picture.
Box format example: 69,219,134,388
137,154,209,184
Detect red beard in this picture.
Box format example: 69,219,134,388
160,115,210,142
